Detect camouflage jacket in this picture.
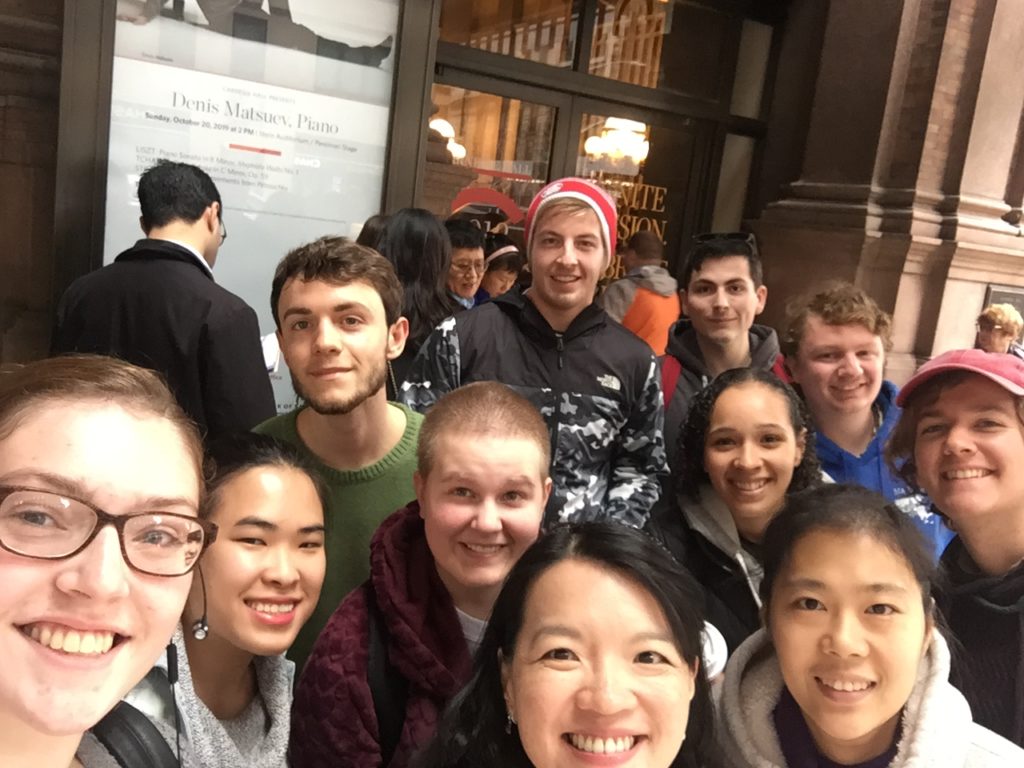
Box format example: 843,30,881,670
399,289,667,527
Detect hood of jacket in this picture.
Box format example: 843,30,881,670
679,485,763,608
627,264,678,297
665,319,782,386
717,628,1018,767
369,502,472,699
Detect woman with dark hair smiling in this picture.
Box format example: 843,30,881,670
650,367,822,654
718,483,1023,767
415,522,721,768
86,432,328,768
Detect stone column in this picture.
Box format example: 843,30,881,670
752,0,1024,383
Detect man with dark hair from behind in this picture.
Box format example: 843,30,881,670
598,229,680,355
52,159,275,441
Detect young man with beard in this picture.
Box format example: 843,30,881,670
255,237,422,670
784,281,953,557
401,178,665,527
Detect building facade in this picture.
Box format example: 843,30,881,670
2,0,1023,380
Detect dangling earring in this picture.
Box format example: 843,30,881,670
191,567,209,640
506,712,516,734
387,359,398,401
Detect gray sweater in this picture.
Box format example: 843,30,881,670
77,626,294,768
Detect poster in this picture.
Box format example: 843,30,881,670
104,0,399,411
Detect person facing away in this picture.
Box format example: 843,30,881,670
661,232,787,468
443,219,486,311
254,238,422,672
648,367,823,654
401,177,667,528
375,208,456,388
783,281,953,559
289,382,552,768
414,521,724,768
975,302,1024,360
598,229,680,355
0,355,210,768
85,433,327,768
717,483,1024,767
52,160,275,441
888,349,1024,748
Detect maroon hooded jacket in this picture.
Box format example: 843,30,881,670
289,502,472,768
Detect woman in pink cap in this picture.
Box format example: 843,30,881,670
888,348,1024,748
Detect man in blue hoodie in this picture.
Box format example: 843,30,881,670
783,281,953,558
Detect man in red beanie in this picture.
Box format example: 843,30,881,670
401,178,666,527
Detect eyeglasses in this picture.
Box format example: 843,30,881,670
218,218,228,244
451,260,486,276
693,231,758,252
0,486,217,577
977,320,1004,332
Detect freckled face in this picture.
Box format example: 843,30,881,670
912,377,1024,530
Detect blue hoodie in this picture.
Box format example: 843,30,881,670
815,380,954,559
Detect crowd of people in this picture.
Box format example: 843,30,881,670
3,159,1024,768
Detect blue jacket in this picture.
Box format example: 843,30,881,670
815,380,954,558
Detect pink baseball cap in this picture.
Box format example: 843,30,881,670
525,178,617,261
896,348,1024,407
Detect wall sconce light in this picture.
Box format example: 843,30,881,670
430,117,467,161
584,117,650,165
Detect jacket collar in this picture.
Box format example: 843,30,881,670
492,287,606,342
114,239,216,281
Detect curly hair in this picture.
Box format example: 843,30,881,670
675,368,822,500
782,281,893,358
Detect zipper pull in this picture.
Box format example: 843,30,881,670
556,333,564,369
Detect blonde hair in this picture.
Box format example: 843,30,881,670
978,303,1023,338
417,382,550,478
530,198,610,265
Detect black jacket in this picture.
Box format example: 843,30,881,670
52,239,275,440
399,288,666,527
647,480,762,654
661,320,786,469
939,537,1024,747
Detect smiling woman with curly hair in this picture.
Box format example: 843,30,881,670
648,367,822,654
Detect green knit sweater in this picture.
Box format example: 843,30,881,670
253,402,422,672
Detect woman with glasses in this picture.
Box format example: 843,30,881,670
0,355,212,767
88,433,327,768
975,303,1024,360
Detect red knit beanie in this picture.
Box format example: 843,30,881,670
525,178,617,264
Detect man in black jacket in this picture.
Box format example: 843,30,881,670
52,160,275,440
401,178,666,527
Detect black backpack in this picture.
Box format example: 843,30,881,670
90,700,179,768
366,589,410,768
89,643,182,768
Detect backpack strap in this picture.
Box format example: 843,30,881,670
90,700,180,768
367,588,409,768
661,354,683,408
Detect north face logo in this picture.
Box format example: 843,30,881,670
597,374,621,391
